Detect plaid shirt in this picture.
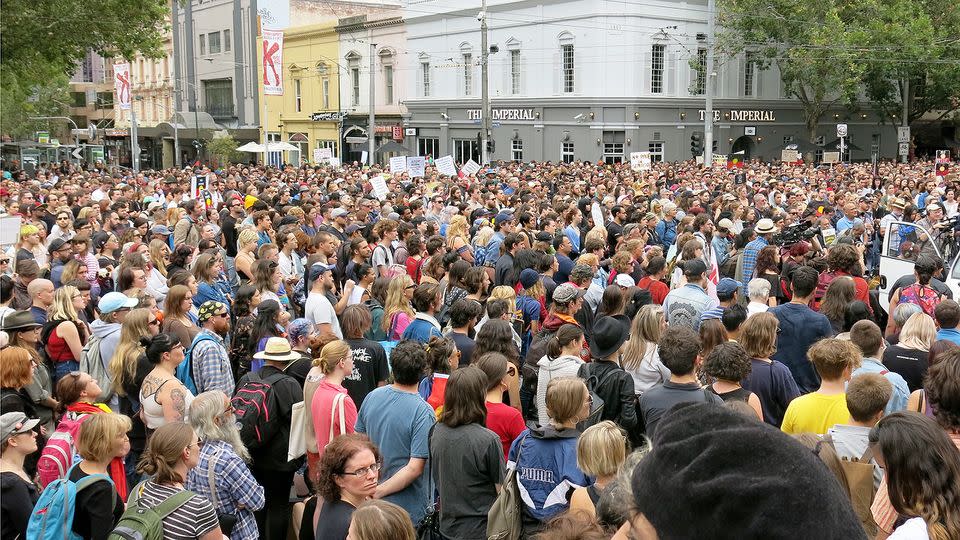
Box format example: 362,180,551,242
191,329,235,396
740,236,768,295
185,440,265,540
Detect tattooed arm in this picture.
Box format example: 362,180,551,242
163,384,188,423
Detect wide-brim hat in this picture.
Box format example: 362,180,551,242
755,218,777,234
252,336,301,362
0,311,41,332
590,316,630,359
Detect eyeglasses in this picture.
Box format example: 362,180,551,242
217,313,229,319
338,462,382,478
148,318,160,326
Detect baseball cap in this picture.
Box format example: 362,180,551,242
716,278,742,295
519,268,540,289
682,259,708,277
309,263,335,281
98,292,138,314
345,224,362,235
717,218,734,231
151,225,172,236
494,212,514,224
614,274,636,288
552,283,585,304
0,412,40,443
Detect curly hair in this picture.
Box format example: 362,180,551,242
316,433,382,503
826,244,862,275
925,348,960,432
703,341,752,382
754,245,780,275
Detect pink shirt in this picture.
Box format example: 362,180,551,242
389,311,413,341
310,380,358,452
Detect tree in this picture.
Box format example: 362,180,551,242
1,0,168,137
717,0,865,151
207,134,244,166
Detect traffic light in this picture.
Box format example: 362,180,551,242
486,140,495,155
690,131,704,156
192,140,202,150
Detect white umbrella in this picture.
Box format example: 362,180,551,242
270,141,299,152
236,142,266,152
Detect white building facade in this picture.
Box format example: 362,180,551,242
402,0,897,163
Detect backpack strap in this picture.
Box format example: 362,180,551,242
75,472,117,510
152,490,196,519
858,444,875,464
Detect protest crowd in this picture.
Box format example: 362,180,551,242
1,154,960,540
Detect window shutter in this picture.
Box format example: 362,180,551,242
666,50,677,95
552,51,560,95
641,50,651,94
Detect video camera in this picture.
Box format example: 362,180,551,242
772,221,819,246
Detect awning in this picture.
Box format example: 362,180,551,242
377,140,411,155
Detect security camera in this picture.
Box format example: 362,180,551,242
477,11,485,21
440,113,450,120
574,113,585,122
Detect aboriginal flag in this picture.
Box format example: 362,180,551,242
936,163,950,177
727,151,745,169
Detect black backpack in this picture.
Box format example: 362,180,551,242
231,371,288,450
576,363,622,430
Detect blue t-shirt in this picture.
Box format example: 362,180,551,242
769,303,834,394
355,385,436,525
741,358,801,427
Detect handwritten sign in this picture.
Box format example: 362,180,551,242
370,175,389,201
630,152,651,171
461,159,481,177
435,155,457,176
389,155,407,174
407,156,426,177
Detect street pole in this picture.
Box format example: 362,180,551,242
902,79,909,163
264,96,270,167
480,0,491,165
704,0,716,166
173,113,181,169
131,106,140,172
368,42,377,166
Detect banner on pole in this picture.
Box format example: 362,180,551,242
262,30,284,96
114,63,131,111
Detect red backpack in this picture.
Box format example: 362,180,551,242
899,283,942,318
36,413,92,489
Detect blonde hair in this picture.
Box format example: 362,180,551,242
148,239,169,278
584,225,606,246
576,253,599,267
473,226,495,249
622,305,665,371
237,228,258,253
739,312,778,359
110,308,153,394
577,421,628,478
489,285,517,305
899,312,936,351
808,338,862,380
48,286,79,322
315,340,351,374
446,215,469,247
382,275,415,332
76,413,132,462
545,377,587,426
165,207,180,227
349,500,416,540
137,422,194,484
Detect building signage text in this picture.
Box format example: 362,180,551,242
311,112,346,122
467,108,536,121
698,110,777,122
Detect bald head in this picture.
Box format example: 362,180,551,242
28,278,54,308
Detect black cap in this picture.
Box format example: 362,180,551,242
683,259,707,277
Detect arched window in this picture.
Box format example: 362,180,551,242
460,43,474,95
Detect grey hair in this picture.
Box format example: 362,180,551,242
189,391,251,462
893,302,923,328
748,278,771,301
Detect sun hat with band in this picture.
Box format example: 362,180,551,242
253,336,302,363
197,301,228,325
0,412,40,442
0,311,42,332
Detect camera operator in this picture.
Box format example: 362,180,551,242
915,202,948,257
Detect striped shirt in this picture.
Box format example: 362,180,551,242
137,481,219,540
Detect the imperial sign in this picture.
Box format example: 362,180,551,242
467,108,536,121
699,110,777,122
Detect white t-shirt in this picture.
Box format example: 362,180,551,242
888,517,927,540
305,291,342,338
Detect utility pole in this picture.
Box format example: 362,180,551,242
704,0,716,166
901,79,909,163
369,42,377,166
480,0,491,165
131,104,140,172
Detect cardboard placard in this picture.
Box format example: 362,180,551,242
435,155,457,176
630,151,652,171
389,155,407,174
461,159,481,177
370,175,389,201
781,149,800,163
822,152,840,164
407,156,426,177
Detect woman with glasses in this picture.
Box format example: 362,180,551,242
313,434,382,540
0,412,41,540
134,422,222,540
41,285,90,385
139,333,195,430
162,285,201,352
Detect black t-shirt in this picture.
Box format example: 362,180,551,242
343,338,390,408
222,214,239,257
69,466,123,540
882,345,929,392
449,330,477,367
119,353,153,450
314,499,355,540
1,471,39,539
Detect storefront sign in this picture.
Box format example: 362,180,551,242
698,110,777,122
104,128,129,137
466,108,536,121
311,112,345,122
392,126,403,141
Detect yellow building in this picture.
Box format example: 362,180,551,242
260,22,341,166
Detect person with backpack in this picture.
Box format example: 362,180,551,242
140,333,195,430
234,336,304,540
121,421,222,540
189,301,234,396
885,256,944,334
1,412,40,540
29,413,130,540
639,326,723,438
577,317,640,440
371,219,398,278
89,292,139,407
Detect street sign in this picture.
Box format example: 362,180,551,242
898,142,909,156
897,127,910,143
345,136,368,144
72,147,84,160
836,124,848,138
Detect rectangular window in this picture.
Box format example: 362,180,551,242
651,44,665,93
694,48,707,95
317,139,338,157
562,44,575,93
199,34,206,56
561,142,575,163
511,139,523,161
223,30,231,52
322,78,330,109
463,53,473,95
453,139,480,164
418,137,439,158
603,131,625,164
422,62,431,96
70,92,87,107
202,78,234,118
351,68,360,106
295,79,302,112
648,142,664,163
288,134,308,165
744,52,756,97
267,132,281,167
511,50,521,94
208,32,221,54
384,65,394,104
96,91,113,109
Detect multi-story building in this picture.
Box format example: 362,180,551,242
402,0,898,163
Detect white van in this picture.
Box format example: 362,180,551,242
878,219,960,313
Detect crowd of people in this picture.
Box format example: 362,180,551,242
1,154,959,540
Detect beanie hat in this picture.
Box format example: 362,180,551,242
631,402,865,539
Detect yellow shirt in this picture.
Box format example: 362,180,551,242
780,392,850,434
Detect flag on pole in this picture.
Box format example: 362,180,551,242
262,30,284,95
114,63,131,110
727,151,745,169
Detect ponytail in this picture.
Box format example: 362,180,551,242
136,422,193,484
547,324,585,360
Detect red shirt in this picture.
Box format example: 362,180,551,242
485,401,526,458
639,276,670,305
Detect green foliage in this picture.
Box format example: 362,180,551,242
1,0,168,137
0,70,71,140
207,135,244,166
